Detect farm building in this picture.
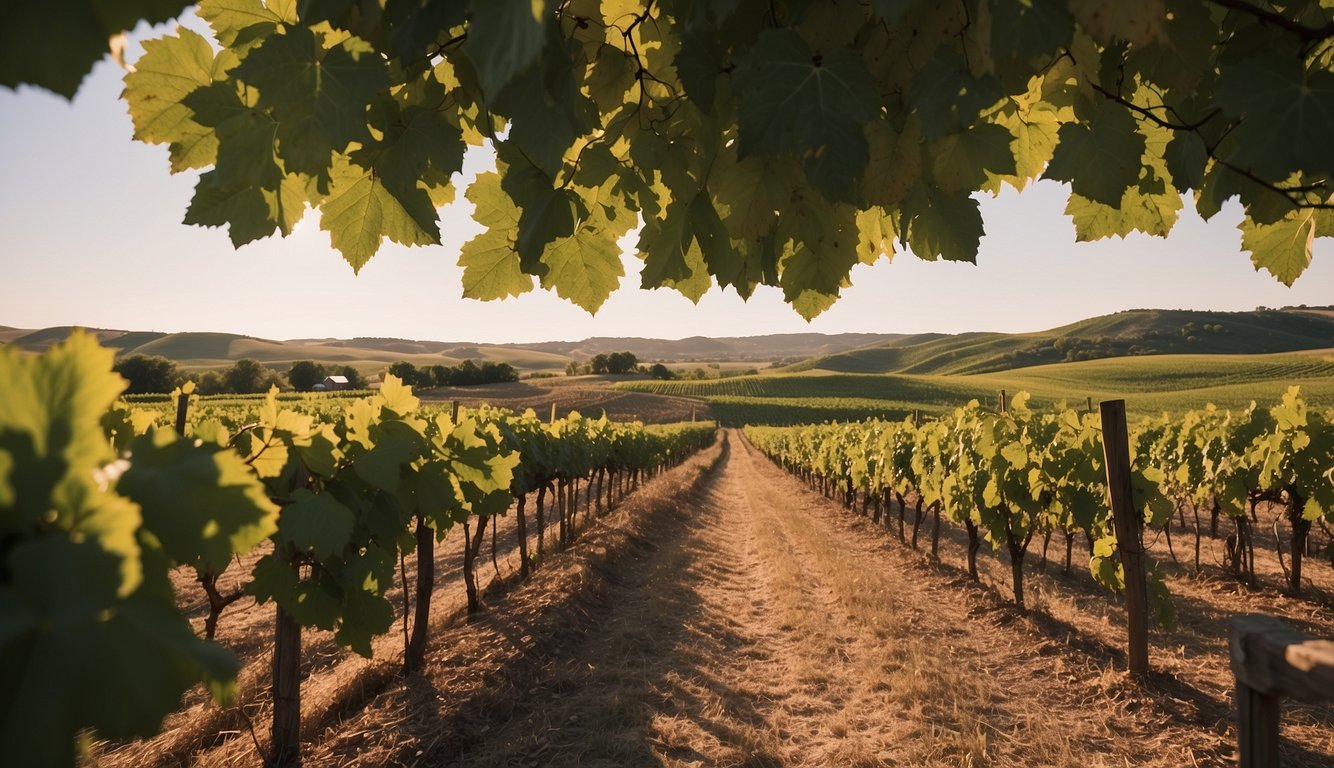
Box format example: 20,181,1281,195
312,374,350,391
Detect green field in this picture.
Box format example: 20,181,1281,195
619,351,1334,423
793,308,1334,375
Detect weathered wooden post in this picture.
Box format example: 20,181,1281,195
1099,399,1149,676
1229,614,1334,767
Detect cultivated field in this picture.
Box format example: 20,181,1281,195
85,430,1334,767
619,350,1334,424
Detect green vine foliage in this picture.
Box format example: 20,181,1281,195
5,1,1332,317
0,334,277,767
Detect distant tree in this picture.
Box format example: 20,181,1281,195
607,351,638,374
480,361,519,383
387,361,418,385
649,363,673,380
565,361,582,376
223,359,270,394
426,364,451,388
287,360,326,391
588,354,610,374
113,354,180,394
452,359,481,386
339,366,365,389
195,370,225,395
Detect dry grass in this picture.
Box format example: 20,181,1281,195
417,378,709,424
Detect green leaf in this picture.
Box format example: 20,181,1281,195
1043,101,1145,206
779,244,858,321
868,0,911,23
320,153,441,272
0,539,237,766
904,187,984,263
198,0,295,48
123,27,231,173
989,0,1073,60
0,0,192,98
714,152,799,239
459,173,534,300
1214,52,1334,180
1065,176,1181,241
538,204,625,314
279,490,354,558
232,25,391,175
464,0,549,97
929,123,1017,194
490,31,589,177
117,431,278,572
1163,131,1207,191
862,118,922,206
734,29,879,196
909,50,1003,140
1068,0,1164,47
1239,209,1315,287
676,21,721,111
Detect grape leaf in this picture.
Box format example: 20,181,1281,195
538,204,625,313
278,489,355,558
1214,52,1334,180
320,153,441,272
232,25,391,175
198,0,295,48
464,0,550,97
117,430,278,572
734,29,879,196
930,123,1017,194
1239,209,1315,287
904,186,984,263
1068,0,1164,47
123,28,233,173
459,173,534,300
1043,101,1145,206
909,50,1002,140
0,0,193,98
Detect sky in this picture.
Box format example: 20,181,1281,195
1,19,1331,345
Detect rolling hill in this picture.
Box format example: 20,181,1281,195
0,327,893,373
794,307,1334,375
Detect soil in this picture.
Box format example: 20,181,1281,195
416,377,708,424
86,430,1334,767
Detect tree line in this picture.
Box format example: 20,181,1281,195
386,359,520,389
114,355,366,395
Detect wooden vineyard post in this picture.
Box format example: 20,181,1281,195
998,389,1007,413
1099,399,1150,676
174,387,190,436
270,551,302,766
1229,614,1334,767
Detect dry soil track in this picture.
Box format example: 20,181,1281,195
446,430,1260,768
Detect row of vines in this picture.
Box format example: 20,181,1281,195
0,333,715,766
746,388,1332,623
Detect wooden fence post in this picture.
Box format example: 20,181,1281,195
174,388,190,436
1229,614,1334,767
1099,399,1149,676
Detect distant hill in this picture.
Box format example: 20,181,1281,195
0,326,893,372
795,308,1334,375
504,333,899,362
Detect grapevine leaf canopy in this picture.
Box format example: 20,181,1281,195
6,0,1334,319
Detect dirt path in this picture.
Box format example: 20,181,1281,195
449,430,1244,767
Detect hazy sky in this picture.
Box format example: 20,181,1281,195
1,19,1330,344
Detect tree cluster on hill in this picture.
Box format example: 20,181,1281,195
566,352,640,375
287,360,366,391
112,355,182,394
386,360,519,389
